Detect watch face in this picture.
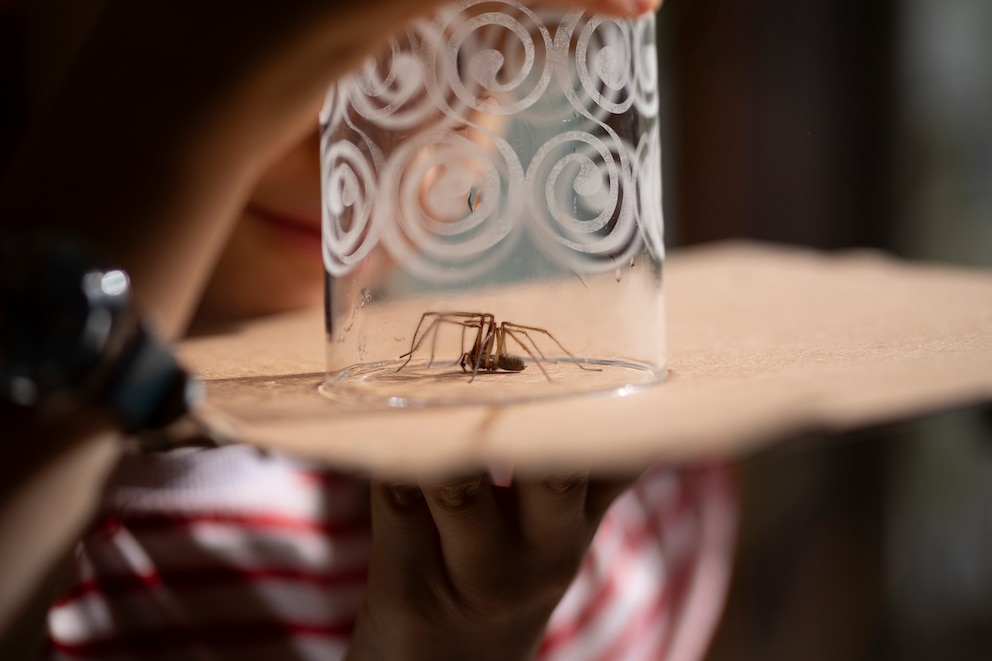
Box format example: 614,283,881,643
0,238,130,404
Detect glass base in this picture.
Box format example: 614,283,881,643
320,357,665,408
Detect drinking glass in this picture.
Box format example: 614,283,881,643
320,0,665,407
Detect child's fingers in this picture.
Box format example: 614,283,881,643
367,481,442,592
419,473,506,583
515,472,591,552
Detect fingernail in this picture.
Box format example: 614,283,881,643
489,463,514,488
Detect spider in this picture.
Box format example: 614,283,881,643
396,311,598,382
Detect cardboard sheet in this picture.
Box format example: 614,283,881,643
178,242,992,475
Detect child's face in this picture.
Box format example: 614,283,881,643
195,129,325,326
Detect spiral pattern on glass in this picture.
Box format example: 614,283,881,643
321,131,382,276
528,130,642,273
321,1,662,281
379,128,524,283
347,25,451,131
436,0,555,118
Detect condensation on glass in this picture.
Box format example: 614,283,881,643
320,0,666,407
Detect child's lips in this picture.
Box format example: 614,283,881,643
248,204,323,257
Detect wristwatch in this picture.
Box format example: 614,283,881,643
0,233,198,434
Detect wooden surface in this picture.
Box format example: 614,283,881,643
178,242,992,476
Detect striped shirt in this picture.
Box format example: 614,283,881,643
46,445,736,660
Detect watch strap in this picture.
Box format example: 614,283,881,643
103,320,199,433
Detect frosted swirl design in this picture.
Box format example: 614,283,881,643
322,0,664,281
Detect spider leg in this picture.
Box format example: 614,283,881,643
461,324,483,376
503,322,601,373
397,312,441,371
504,327,548,362
459,324,469,367
457,313,488,377
399,312,490,373
501,325,552,381
456,314,486,368
467,316,496,383
400,312,473,369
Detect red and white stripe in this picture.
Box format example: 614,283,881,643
541,466,736,661
47,446,736,660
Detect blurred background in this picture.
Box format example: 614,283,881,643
654,0,992,658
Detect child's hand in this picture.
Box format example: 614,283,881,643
348,471,637,660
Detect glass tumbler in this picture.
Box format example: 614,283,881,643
320,0,665,407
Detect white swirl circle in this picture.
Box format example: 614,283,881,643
527,130,641,273
574,16,637,116
321,132,380,276
379,128,524,282
348,24,451,130
437,1,554,116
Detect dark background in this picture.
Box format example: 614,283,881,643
656,0,992,658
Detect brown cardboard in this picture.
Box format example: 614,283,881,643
178,242,992,476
